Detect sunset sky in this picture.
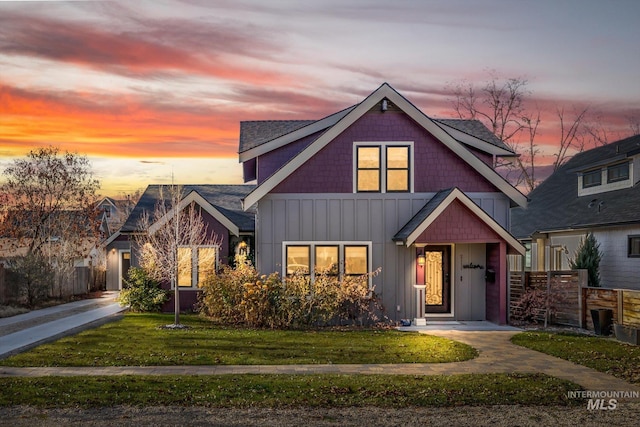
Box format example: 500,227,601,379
1,0,639,196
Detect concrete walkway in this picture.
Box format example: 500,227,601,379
0,301,638,396
0,292,125,359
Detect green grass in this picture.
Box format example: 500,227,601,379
512,332,640,383
0,313,477,366
0,373,581,408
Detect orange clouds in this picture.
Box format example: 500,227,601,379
0,84,239,158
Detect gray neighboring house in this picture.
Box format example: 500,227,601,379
511,134,640,290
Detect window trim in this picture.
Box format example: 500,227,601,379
582,169,602,188
607,162,630,184
176,244,219,288
353,142,414,193
283,241,373,286
628,235,640,258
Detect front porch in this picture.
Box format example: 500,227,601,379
398,320,521,332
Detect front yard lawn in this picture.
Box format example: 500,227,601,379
0,373,581,408
0,313,477,366
512,332,640,383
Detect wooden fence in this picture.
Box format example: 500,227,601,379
509,270,640,330
509,270,586,326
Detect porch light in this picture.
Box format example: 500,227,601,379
417,252,426,267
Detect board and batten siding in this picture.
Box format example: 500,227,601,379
594,226,640,290
256,192,510,320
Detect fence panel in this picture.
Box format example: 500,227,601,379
583,287,619,331
622,290,640,328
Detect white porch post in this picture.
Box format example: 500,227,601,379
413,284,427,326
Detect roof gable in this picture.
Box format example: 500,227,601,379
121,185,256,234
241,83,527,209
394,188,525,255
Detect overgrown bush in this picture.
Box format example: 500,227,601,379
570,232,602,287
118,267,168,312
7,253,52,308
198,255,385,328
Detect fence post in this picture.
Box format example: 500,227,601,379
618,290,624,325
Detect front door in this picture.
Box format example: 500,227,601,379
424,246,451,313
119,250,131,290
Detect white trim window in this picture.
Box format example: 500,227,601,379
354,142,413,193
177,245,219,288
283,241,372,285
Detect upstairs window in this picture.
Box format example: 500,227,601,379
607,162,629,183
386,146,410,192
356,146,381,192
355,143,412,193
582,170,601,188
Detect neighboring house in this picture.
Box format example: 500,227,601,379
238,83,526,324
96,197,135,237
104,185,255,310
510,134,640,290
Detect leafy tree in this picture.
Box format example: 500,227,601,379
0,146,100,298
570,232,602,287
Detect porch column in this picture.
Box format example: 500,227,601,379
413,284,426,326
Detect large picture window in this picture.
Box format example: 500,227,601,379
284,242,372,284
177,245,218,288
355,143,412,193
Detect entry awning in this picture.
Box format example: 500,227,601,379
393,188,525,255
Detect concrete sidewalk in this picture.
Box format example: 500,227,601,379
0,292,126,359
1,327,638,395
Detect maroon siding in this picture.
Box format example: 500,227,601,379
270,110,498,193
162,290,200,313
485,242,502,323
258,131,323,183
415,199,502,243
467,147,494,167
199,209,232,265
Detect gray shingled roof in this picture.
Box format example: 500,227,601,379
393,188,455,242
121,184,256,233
434,118,512,151
239,120,316,153
511,134,640,239
238,109,510,155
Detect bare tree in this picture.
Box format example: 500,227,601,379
134,185,221,326
553,106,590,170
447,74,594,192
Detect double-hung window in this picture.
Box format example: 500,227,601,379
355,143,412,192
284,242,372,285
177,245,218,287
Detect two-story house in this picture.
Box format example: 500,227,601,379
511,134,640,290
239,83,526,324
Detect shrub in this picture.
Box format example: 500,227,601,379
198,255,385,328
7,253,52,308
570,232,602,287
118,267,168,312
198,257,258,324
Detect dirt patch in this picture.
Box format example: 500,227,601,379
1,404,639,427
